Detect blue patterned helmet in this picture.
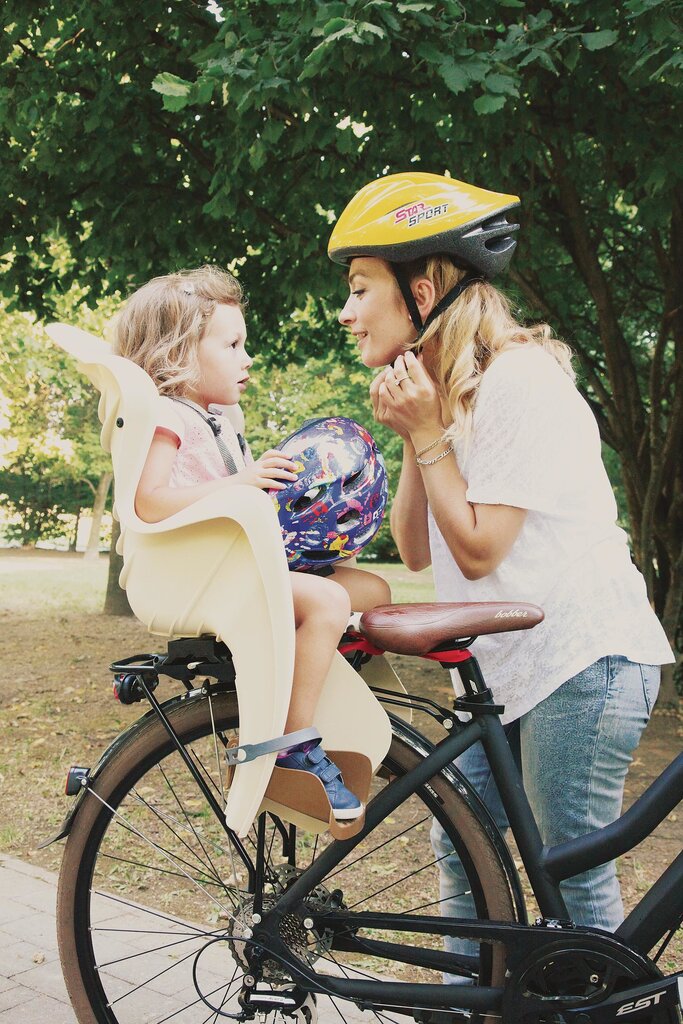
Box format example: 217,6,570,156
270,417,388,572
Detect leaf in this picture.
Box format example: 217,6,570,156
323,17,353,37
438,58,469,95
483,71,518,95
151,72,193,98
581,30,619,51
397,2,435,11
473,93,507,114
498,0,525,6
357,22,387,39
415,41,446,63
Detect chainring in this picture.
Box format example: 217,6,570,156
502,932,663,1023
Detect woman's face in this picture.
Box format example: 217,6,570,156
338,257,416,368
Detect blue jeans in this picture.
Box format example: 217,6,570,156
430,656,660,979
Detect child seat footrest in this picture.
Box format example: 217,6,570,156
265,750,373,840
225,727,320,766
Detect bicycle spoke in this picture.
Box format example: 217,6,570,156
346,850,451,910
88,789,238,921
96,925,232,967
203,959,241,1024
152,971,246,1024
90,889,220,937
326,815,429,881
156,760,226,890
98,849,225,892
106,939,215,1007
207,692,228,809
117,795,227,886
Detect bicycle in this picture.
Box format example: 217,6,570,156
40,598,683,1024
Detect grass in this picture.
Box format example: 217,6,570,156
0,551,433,612
0,550,109,613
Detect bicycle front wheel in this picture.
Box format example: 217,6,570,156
57,689,520,1024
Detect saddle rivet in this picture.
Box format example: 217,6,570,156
303,917,314,930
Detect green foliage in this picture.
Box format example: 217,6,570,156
0,1,681,671
0,282,115,544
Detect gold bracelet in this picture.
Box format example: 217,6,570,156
416,445,453,466
415,436,446,458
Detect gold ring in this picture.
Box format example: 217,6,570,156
395,374,410,384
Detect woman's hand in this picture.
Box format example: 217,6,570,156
370,350,443,439
237,450,299,491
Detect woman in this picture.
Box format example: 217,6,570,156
328,171,674,946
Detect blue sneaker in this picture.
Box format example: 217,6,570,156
277,743,362,820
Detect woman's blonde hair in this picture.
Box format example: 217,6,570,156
405,256,574,443
112,265,244,396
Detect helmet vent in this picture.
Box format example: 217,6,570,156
343,469,363,489
304,550,337,562
486,236,516,253
337,509,361,526
292,487,322,512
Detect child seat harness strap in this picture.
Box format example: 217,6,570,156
170,397,242,476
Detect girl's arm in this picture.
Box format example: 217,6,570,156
135,430,298,524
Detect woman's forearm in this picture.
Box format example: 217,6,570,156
408,426,525,580
390,440,432,571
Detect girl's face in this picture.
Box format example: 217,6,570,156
338,257,417,368
193,303,252,408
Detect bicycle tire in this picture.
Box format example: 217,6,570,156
57,689,520,1024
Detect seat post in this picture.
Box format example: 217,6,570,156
456,655,490,697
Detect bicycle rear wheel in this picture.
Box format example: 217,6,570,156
57,689,521,1024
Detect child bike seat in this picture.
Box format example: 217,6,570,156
45,323,392,838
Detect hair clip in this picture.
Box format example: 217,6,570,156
180,282,195,295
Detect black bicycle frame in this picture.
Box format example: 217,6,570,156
247,654,683,1013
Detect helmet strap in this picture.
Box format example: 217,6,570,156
392,264,424,333
392,265,482,341
420,273,482,335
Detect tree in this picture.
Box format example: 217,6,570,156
0,290,114,548
1,1,680,693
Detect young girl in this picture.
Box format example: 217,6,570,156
329,172,673,947
114,265,391,820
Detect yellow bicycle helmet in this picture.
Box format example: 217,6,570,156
328,171,520,334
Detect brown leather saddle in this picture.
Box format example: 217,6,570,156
359,602,544,656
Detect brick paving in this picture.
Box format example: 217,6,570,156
0,853,371,1023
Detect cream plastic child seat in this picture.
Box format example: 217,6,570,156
46,323,394,838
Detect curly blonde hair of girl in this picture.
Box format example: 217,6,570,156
406,256,574,444
113,265,244,396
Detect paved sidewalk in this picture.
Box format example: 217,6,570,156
0,854,75,1023
0,853,371,1024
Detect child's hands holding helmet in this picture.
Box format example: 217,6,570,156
370,351,443,441
237,450,299,490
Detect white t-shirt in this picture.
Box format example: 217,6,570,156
428,345,673,723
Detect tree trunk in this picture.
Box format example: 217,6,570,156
103,515,133,616
84,471,113,562
69,507,81,552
